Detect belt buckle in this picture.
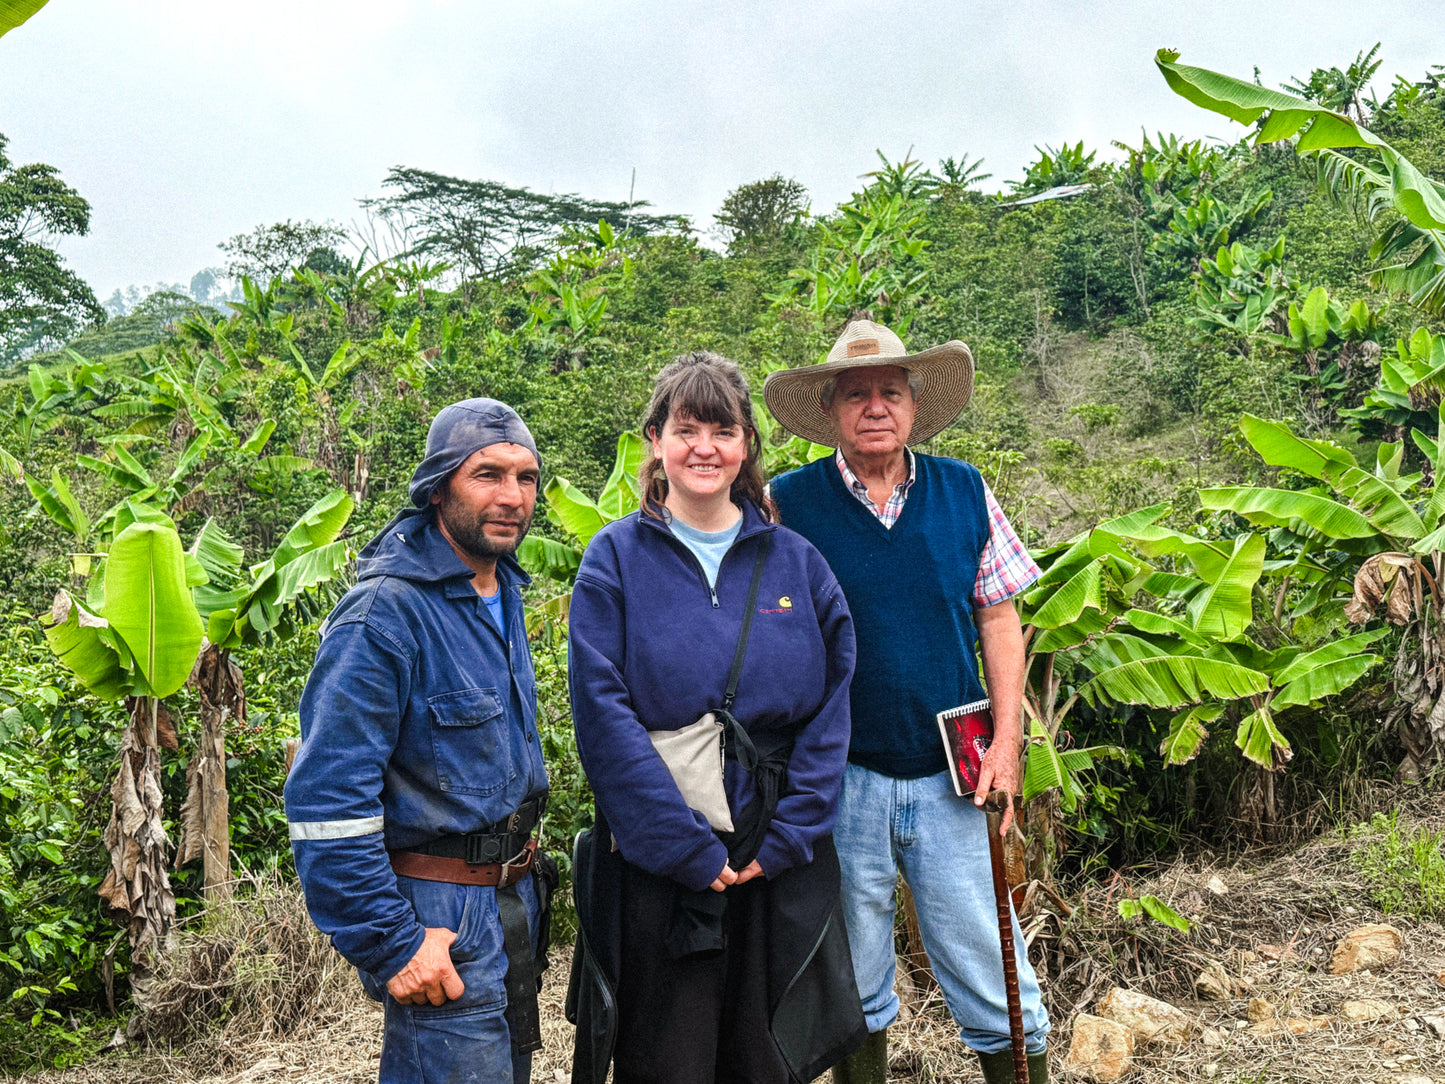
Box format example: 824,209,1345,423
465,834,503,865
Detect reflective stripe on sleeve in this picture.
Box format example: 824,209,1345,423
288,815,385,840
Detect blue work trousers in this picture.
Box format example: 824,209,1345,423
833,763,1050,1055
359,874,539,1084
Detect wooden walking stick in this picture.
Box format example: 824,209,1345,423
983,789,1028,1084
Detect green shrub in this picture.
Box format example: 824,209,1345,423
1348,811,1445,922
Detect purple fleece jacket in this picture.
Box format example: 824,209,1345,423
567,501,856,893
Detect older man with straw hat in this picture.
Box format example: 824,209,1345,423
765,320,1051,1084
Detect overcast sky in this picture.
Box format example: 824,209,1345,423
3,0,1442,298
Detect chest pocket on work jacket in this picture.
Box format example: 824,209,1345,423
428,687,517,797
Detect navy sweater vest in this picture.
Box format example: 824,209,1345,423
772,454,990,778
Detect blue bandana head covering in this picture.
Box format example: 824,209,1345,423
407,398,541,507
359,399,541,566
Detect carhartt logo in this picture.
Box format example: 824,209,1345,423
778,596,792,609
846,338,881,357
758,595,793,615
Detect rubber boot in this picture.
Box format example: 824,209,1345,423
976,1047,1049,1084
830,1026,887,1084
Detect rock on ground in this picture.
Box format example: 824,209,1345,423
1095,987,1195,1043
1329,923,1403,974
1339,997,1395,1022
1063,1013,1134,1082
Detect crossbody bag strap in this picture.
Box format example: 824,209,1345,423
718,532,772,771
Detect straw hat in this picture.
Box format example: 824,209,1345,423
761,319,974,446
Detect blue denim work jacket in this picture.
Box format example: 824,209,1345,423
284,511,548,984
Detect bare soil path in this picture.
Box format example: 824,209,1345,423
12,790,1445,1083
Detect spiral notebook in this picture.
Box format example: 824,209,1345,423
935,697,994,797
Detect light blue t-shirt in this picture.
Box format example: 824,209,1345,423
669,513,743,589
480,588,504,633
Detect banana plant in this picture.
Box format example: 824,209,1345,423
525,431,644,571
1242,399,1445,779
180,490,356,897
1344,326,1445,434
39,502,205,962
1189,236,1296,335
772,184,932,330
524,220,632,343
516,433,644,627
1200,414,1428,623
1023,494,1389,842
1156,48,1445,313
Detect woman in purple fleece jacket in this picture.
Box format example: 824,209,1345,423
566,353,867,1084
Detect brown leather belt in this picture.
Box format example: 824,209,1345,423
389,838,537,886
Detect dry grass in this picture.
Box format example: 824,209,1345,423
13,791,1445,1083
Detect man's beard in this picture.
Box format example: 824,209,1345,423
436,490,532,560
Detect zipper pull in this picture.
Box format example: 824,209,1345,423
709,585,719,608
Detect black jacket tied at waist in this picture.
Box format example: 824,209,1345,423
566,729,866,1083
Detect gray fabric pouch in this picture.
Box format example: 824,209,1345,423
649,713,733,832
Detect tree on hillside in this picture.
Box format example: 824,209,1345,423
0,133,104,366
714,174,809,252
218,219,347,286
361,167,678,282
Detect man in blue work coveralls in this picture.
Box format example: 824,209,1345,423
285,398,552,1084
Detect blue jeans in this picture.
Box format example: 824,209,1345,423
833,763,1050,1055
359,875,538,1084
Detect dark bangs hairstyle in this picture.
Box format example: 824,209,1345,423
639,351,770,521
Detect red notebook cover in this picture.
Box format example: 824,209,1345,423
936,697,994,797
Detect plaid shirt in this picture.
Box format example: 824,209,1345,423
835,449,1040,606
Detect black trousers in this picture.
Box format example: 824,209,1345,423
612,862,791,1084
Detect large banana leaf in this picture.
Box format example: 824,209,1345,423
102,521,205,698
189,518,245,591
27,468,89,540
1118,608,1210,649
267,490,354,571
1021,718,1069,807
1187,533,1265,641
1272,628,1389,684
543,476,609,544
517,534,583,583
1199,486,1374,540
42,592,130,700
595,433,645,520
1273,653,1381,709
78,446,154,492
1030,608,1111,654
1328,465,1425,539
1020,718,1125,813
1085,630,1198,669
1160,703,1222,766
205,492,355,648
1235,706,1291,768
1024,533,1094,592
1237,415,1354,479
1081,653,1268,709
1155,50,1445,231
1232,421,1422,538
0,0,48,38
1024,557,1108,629
1095,502,1172,536
1112,524,1232,581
